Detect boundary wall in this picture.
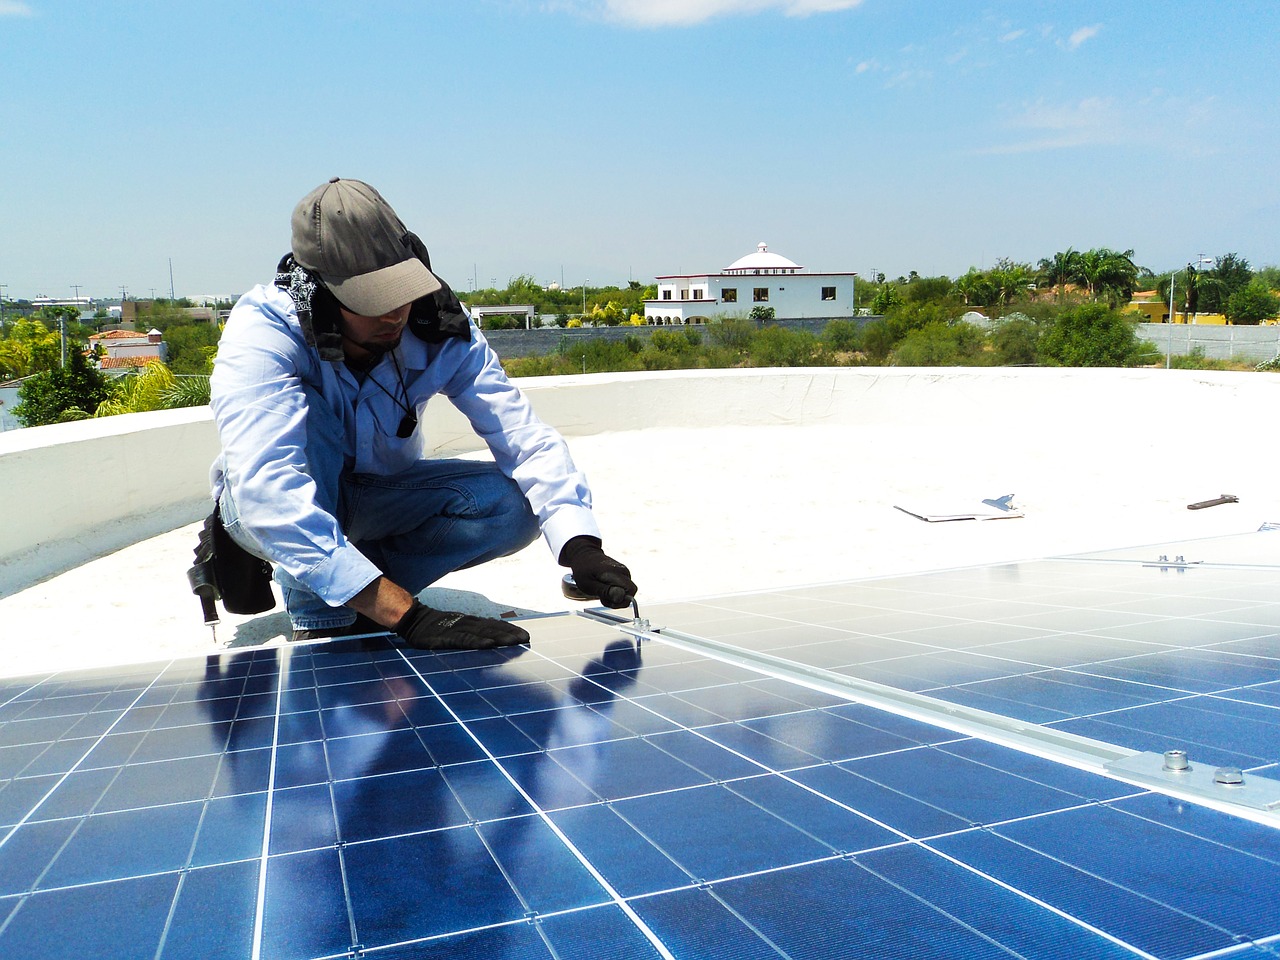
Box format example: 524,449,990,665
1137,322,1280,363
4,367,1279,594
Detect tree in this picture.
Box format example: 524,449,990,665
162,322,220,375
990,314,1042,365
1075,248,1140,305
0,319,61,378
956,269,997,308
12,346,114,426
1037,249,1082,301
1202,253,1253,314
1038,303,1147,367
870,285,902,314
748,305,776,321
1225,280,1280,325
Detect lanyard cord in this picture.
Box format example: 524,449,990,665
361,352,417,438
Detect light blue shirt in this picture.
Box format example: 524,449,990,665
209,283,599,606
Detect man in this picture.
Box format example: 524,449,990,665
209,177,636,649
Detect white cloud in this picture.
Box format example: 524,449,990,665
980,96,1125,154
1065,24,1101,50
0,1,33,15
557,0,865,27
999,29,1025,43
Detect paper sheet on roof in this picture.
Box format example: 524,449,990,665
894,495,1023,522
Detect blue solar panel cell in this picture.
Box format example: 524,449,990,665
344,827,529,944
548,803,692,897
160,861,260,960
259,847,351,960
933,804,1278,959
40,803,201,889
854,843,1140,960
1,872,178,960
790,762,971,838
724,772,902,854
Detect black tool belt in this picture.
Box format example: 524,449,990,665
186,505,276,624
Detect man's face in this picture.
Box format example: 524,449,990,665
338,303,413,361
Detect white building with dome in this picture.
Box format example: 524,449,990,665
644,243,858,324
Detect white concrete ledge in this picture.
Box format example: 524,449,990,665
4,367,1279,597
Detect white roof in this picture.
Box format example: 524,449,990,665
725,242,803,273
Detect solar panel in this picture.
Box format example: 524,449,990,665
2,532,1278,959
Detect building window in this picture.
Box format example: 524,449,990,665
753,288,769,302
822,286,837,301
722,288,737,303
662,290,672,300
693,289,703,300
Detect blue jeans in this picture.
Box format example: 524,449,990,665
222,458,539,631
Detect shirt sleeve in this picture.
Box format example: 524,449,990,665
209,287,382,606
439,327,601,560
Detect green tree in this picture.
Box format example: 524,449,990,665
747,305,776,322
955,269,997,308
0,318,61,377
1037,249,1082,301
1225,280,1280,325
12,346,114,426
1201,253,1253,313
162,322,221,375
990,314,1041,365
870,285,903,314
1038,302,1147,367
1075,248,1140,306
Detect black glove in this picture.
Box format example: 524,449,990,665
559,536,638,609
394,600,530,650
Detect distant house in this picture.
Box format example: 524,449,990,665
89,328,168,375
645,243,859,324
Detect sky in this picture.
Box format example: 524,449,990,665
1,0,1277,301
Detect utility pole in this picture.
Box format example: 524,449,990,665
71,283,81,302
0,284,7,327
169,258,175,300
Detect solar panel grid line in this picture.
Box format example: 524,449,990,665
250,648,288,960
392,646,680,960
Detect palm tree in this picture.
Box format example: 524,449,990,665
1074,248,1140,305
1037,249,1082,300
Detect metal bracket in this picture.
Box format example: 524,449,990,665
1104,752,1280,815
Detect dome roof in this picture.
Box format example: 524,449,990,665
724,242,803,273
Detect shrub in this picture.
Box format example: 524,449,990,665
821,319,861,353
1038,303,1148,367
747,326,821,367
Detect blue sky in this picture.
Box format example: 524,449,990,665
2,0,1277,300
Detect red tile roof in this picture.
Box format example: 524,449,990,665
99,356,158,369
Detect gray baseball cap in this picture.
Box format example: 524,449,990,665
291,178,442,316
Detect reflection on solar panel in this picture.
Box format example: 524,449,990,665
1,532,1278,959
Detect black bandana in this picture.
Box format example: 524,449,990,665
275,234,471,363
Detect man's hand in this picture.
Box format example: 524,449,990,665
559,536,638,609
394,600,530,650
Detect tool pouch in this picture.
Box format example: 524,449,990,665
186,506,276,621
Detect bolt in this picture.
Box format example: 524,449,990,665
1163,750,1190,772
